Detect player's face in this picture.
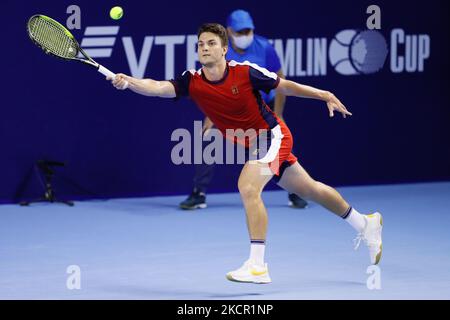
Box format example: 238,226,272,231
198,32,227,67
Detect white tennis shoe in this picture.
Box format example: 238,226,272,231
354,212,383,265
226,260,271,284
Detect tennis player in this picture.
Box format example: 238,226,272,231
109,23,383,284
179,10,307,210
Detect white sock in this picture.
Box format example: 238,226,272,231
249,240,265,266
343,207,366,233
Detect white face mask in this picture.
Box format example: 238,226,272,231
232,33,254,50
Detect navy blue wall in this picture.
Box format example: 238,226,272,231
2,0,449,203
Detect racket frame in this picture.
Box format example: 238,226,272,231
27,14,123,83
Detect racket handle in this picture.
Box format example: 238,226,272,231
98,65,129,89
98,65,116,78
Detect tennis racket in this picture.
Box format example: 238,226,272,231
27,14,128,89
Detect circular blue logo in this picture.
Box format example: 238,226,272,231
329,29,388,75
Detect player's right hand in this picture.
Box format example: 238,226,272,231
109,73,129,90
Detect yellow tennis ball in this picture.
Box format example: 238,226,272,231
110,6,123,20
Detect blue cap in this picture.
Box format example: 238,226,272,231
226,9,255,32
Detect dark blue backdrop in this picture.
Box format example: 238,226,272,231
2,0,449,203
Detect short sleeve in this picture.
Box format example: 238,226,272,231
265,44,282,73
169,71,192,99
248,64,280,94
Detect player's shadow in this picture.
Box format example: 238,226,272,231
99,285,274,299
206,292,265,298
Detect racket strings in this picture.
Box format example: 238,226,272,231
29,17,78,59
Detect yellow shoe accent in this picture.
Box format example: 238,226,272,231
375,243,383,265
250,268,268,276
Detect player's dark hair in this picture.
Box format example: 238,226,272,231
197,23,228,47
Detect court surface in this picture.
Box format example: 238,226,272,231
1,182,449,300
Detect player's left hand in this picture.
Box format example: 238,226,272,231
325,92,352,118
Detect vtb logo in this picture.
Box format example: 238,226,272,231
78,26,120,58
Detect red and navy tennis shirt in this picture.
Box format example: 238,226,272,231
170,60,282,139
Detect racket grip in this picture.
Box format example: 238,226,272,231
98,65,129,89
98,65,116,78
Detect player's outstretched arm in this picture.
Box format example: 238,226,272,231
108,74,176,98
276,78,352,118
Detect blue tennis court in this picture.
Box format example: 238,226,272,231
1,182,449,300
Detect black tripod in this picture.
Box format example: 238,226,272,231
20,160,74,207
